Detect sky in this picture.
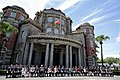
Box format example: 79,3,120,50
0,0,120,59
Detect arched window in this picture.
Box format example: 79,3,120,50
46,27,52,32
20,15,24,20
10,11,16,17
21,31,24,38
90,39,94,48
48,17,53,22
54,28,59,34
89,28,92,33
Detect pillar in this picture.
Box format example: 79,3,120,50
28,43,34,65
70,46,72,68
23,42,29,65
45,43,49,67
66,45,69,67
78,48,81,67
60,49,63,65
49,43,54,67
75,50,77,66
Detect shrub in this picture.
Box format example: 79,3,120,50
0,69,7,75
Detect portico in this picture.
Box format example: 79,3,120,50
23,35,84,67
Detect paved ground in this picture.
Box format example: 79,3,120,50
0,76,120,80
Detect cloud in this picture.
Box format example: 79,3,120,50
57,0,81,11
88,16,106,24
0,0,82,19
72,21,85,30
113,19,120,23
116,34,120,42
81,9,103,21
0,0,52,18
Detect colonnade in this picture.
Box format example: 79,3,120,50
26,42,83,67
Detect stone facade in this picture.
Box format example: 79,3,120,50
0,6,97,67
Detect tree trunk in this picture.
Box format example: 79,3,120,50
100,41,103,68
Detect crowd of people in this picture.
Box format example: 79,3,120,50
1,64,114,78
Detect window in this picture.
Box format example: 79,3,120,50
83,28,86,33
90,39,94,48
39,17,42,23
10,11,16,17
20,15,24,20
55,17,59,22
21,31,24,38
54,28,59,34
16,53,20,63
61,19,65,25
48,17,53,22
61,30,65,35
89,28,92,33
46,27,52,32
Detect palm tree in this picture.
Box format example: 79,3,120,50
96,35,110,68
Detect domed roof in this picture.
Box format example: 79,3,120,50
43,8,66,16
11,5,25,12
82,22,90,26
2,5,28,16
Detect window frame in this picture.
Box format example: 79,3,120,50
20,15,25,20
54,28,59,34
47,17,53,22
10,11,16,18
46,27,52,33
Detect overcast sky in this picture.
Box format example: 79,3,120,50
0,0,120,59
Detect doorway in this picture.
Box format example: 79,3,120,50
53,48,61,66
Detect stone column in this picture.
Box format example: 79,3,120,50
60,49,63,65
78,48,81,67
23,42,29,65
75,51,77,66
28,43,34,65
49,43,54,67
66,45,69,67
45,43,49,67
70,46,72,68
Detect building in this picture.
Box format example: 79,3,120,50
0,5,97,67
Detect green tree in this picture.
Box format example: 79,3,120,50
104,57,117,65
96,35,110,68
97,58,101,63
0,21,18,36
0,12,3,18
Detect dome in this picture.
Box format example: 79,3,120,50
82,22,90,26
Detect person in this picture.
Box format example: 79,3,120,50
35,65,39,77
83,67,87,76
12,64,19,78
21,65,27,77
48,66,52,77
18,64,22,77
40,65,45,77
54,66,58,76
6,65,13,78
65,66,69,76
30,65,35,77
77,66,81,76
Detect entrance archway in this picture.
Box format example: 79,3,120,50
53,48,61,66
